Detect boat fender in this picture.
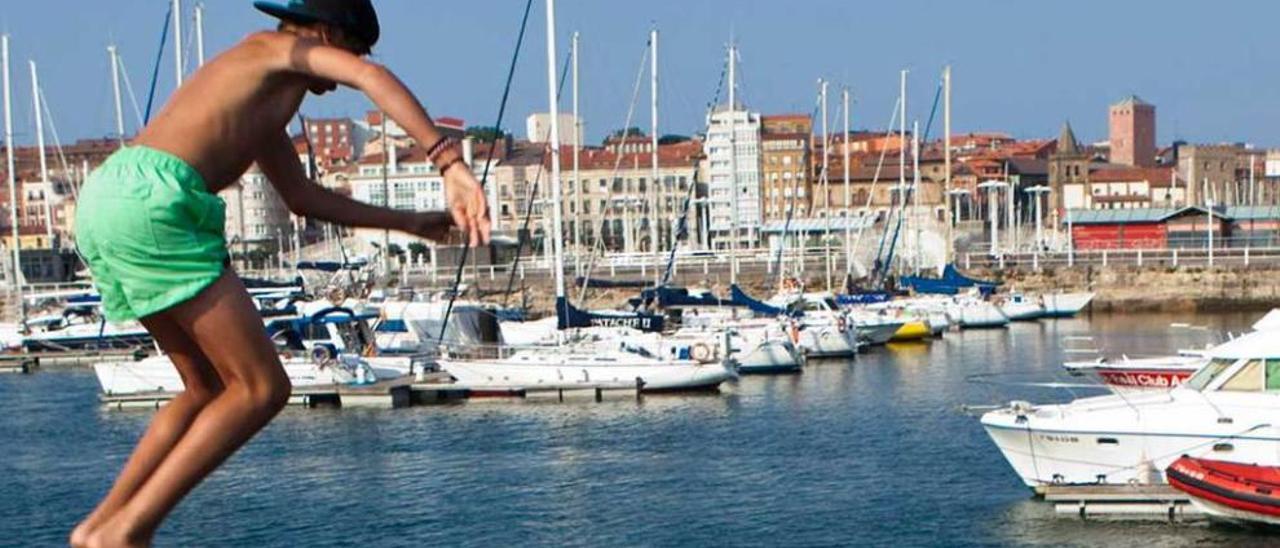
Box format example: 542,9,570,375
789,320,801,344
691,343,713,364
836,316,848,333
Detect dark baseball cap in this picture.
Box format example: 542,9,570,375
254,0,380,53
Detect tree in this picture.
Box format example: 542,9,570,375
465,126,511,143
608,127,646,142
658,134,691,145
407,242,429,263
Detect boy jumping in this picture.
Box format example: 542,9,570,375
71,1,489,546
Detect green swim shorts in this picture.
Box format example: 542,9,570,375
75,146,229,322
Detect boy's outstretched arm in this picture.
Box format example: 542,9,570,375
269,34,491,246
256,131,453,242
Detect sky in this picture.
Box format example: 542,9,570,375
2,0,1278,149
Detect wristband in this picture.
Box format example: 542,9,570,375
439,157,468,176
425,136,454,161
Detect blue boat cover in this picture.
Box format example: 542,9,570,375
575,276,653,289
555,297,665,332
729,285,790,317
942,265,999,289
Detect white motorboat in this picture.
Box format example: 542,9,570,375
981,326,1280,488
20,309,152,352
1042,292,1095,318
998,293,1044,322
1062,354,1207,393
438,345,734,392
773,293,866,357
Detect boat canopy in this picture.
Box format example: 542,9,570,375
637,286,735,309
555,297,665,332
729,285,789,318
835,291,893,305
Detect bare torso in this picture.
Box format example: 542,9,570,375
134,32,321,193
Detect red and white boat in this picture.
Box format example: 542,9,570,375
1063,354,1207,392
1167,456,1280,526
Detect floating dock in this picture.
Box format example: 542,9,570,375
1037,484,1203,522
0,354,37,374
100,377,644,410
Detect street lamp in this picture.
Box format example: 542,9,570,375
946,188,970,225
1025,186,1051,251
977,180,1009,256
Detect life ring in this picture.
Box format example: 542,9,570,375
691,343,713,363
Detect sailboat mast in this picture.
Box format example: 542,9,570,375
545,0,566,299
108,46,125,145
897,70,906,274
172,0,184,88
727,43,740,285
912,121,921,275
2,35,22,297
649,29,661,270
194,2,205,68
571,31,581,279
843,87,852,277
820,79,831,291
943,65,952,265
28,62,52,243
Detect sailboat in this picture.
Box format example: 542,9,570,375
437,1,733,393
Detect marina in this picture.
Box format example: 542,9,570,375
0,0,1277,545
6,311,1279,546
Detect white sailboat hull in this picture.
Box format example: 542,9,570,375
439,350,733,392
94,354,410,396
1043,292,1095,318
999,301,1044,322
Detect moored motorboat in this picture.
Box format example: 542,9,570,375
980,323,1280,488
1167,456,1280,527
1063,354,1206,392
438,346,733,392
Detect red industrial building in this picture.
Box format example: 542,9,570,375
1067,206,1235,250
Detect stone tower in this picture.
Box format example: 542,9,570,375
1109,95,1155,167
1048,122,1089,217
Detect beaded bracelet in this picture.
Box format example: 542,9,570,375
426,137,457,163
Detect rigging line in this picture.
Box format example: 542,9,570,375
868,99,903,280
36,86,77,201
499,48,572,307
116,54,147,129
881,81,942,276
574,41,652,302
500,179,540,309
849,99,901,277
437,0,536,344
144,2,173,124
297,113,356,288
770,95,823,289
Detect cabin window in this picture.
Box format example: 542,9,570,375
1221,360,1263,392
1184,358,1235,391
1267,360,1280,391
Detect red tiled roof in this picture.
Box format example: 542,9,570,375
1090,166,1177,186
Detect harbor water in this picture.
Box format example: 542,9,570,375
3,312,1278,547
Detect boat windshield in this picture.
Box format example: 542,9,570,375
1184,358,1236,391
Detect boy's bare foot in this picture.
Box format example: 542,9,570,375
84,518,151,548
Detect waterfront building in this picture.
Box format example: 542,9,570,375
761,131,810,221
705,105,763,249
221,164,294,255
552,138,702,252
